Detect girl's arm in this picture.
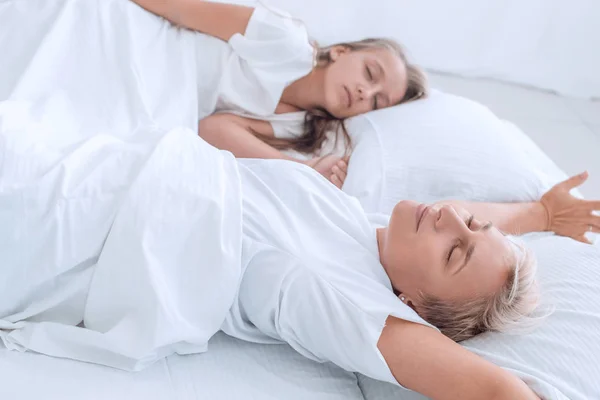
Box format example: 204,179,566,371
130,0,254,41
198,114,349,188
378,317,541,400
198,114,296,161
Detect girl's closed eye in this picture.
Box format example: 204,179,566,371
366,65,374,81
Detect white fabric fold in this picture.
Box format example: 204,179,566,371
0,115,243,371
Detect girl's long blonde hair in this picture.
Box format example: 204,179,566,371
267,38,429,155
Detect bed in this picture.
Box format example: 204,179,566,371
1,1,599,399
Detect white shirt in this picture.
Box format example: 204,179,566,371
222,159,434,386
195,2,311,140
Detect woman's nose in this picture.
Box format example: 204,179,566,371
437,205,470,234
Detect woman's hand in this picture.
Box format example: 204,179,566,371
540,171,600,244
306,155,348,189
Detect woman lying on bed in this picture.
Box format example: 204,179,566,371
132,0,427,188
227,162,597,400
2,121,598,399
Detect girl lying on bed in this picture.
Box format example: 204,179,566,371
132,0,427,188
2,122,598,400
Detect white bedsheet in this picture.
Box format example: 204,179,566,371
0,116,244,371
0,0,199,139
0,332,365,400
0,0,368,398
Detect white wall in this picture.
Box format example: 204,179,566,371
266,0,600,99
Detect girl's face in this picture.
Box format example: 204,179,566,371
378,201,513,311
321,47,408,119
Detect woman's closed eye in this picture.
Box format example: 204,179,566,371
447,215,475,262
447,242,459,263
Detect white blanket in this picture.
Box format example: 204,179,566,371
0,1,369,398
0,106,243,371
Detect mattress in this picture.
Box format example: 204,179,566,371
0,332,365,400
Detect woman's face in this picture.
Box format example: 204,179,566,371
321,47,408,119
378,201,514,311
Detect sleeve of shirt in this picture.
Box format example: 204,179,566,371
274,267,435,388
219,2,315,116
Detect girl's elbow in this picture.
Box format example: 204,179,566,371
198,115,225,139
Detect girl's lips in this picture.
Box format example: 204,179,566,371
344,86,352,108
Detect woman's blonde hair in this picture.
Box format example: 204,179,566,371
268,38,429,155
418,238,541,342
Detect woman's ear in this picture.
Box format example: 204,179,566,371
329,45,349,61
398,292,417,312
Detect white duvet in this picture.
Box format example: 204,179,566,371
0,108,243,371
1,2,364,398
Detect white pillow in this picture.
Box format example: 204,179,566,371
343,90,600,399
343,90,565,215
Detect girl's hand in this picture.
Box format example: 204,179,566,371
306,155,348,189
540,171,600,244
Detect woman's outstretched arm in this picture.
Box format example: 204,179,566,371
437,172,599,243
130,0,253,41
378,317,541,400
435,200,548,236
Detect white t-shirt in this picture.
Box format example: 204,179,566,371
195,2,311,140
222,159,435,386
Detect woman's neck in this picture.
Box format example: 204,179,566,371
280,68,326,111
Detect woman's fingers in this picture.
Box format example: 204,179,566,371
585,200,600,211
576,224,600,234
556,223,597,244
568,215,600,226
575,235,594,245
557,171,589,191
